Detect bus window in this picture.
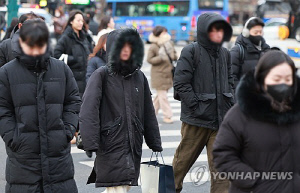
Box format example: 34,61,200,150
115,1,190,17
198,0,224,10
106,2,113,16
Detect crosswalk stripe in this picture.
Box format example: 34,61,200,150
78,155,210,183
151,93,177,97
78,154,207,166
157,109,181,113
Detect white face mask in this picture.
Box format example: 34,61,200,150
55,12,60,17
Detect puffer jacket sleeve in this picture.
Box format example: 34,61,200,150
54,36,76,65
79,67,105,151
226,49,235,97
0,67,16,147
173,44,198,109
0,40,8,67
147,44,168,66
143,74,163,152
213,105,259,189
63,64,81,137
230,45,242,89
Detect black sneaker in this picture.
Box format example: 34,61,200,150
85,150,93,158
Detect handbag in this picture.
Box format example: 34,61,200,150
140,152,176,193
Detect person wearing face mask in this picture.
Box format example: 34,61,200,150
53,8,67,41
213,50,300,193
172,13,234,193
0,19,81,193
231,17,270,89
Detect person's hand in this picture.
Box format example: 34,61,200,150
152,146,163,152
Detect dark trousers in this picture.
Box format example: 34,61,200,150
172,122,229,193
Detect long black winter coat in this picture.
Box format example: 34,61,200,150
79,29,162,187
231,34,270,88
0,44,81,193
213,72,300,193
54,26,93,94
174,13,234,130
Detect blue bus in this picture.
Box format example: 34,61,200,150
106,0,229,42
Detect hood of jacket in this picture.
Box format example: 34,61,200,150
236,71,300,125
11,29,22,58
235,34,270,53
10,25,19,39
197,13,232,47
107,28,144,75
105,29,122,63
148,32,171,45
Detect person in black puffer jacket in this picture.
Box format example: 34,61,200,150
231,17,270,89
213,50,300,193
79,29,162,192
0,19,81,193
54,10,93,96
172,13,234,193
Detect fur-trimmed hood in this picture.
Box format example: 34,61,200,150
148,32,171,45
236,71,300,125
107,28,144,75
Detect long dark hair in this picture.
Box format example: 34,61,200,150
98,16,112,32
255,50,297,112
64,10,84,32
89,33,108,60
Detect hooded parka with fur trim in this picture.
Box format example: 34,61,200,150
79,29,163,187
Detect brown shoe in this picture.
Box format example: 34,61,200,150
163,118,173,124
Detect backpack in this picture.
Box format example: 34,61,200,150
236,43,245,64
174,42,201,101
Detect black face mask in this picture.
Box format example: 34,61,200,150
249,35,262,46
267,84,293,102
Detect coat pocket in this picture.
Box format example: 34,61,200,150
193,93,217,121
223,93,234,112
100,116,122,153
134,116,144,155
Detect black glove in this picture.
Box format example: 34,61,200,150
65,124,76,142
151,146,163,152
